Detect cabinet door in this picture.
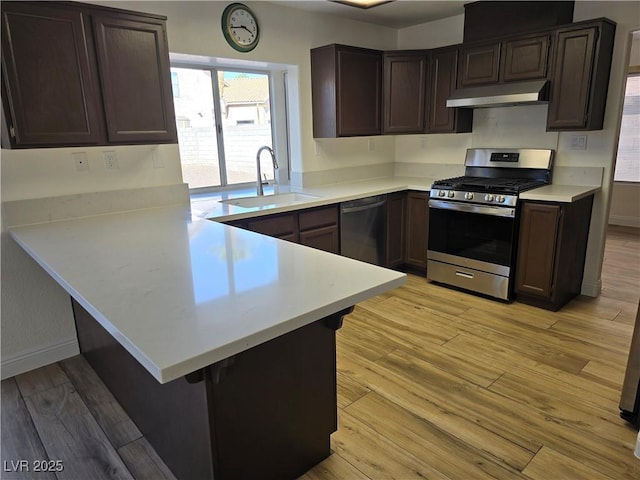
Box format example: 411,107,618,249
383,53,427,134
336,47,382,136
458,43,501,87
385,192,405,268
299,205,339,254
247,214,299,243
546,26,597,130
300,225,339,254
404,191,429,271
93,15,177,143
427,48,472,134
515,202,560,298
1,3,104,147
502,34,550,82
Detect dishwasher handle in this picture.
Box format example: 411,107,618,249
341,199,387,214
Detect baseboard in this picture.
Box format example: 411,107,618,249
1,338,79,380
581,278,602,298
608,215,640,228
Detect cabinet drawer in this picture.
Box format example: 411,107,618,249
300,224,339,254
247,214,297,237
299,206,338,231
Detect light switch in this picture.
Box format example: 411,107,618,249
103,151,119,170
571,135,588,150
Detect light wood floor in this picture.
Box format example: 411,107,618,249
2,225,639,480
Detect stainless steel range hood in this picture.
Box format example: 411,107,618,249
446,79,549,108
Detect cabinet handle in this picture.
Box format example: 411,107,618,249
455,270,474,279
9,126,15,138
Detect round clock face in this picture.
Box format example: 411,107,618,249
222,3,260,52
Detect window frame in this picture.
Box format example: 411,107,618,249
170,62,278,194
613,70,640,184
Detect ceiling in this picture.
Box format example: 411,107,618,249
270,1,468,29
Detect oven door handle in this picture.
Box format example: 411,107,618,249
428,199,516,218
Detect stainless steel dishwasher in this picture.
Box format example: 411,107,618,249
340,195,387,266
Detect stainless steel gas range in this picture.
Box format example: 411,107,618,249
427,148,554,301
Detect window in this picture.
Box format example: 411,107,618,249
171,67,275,190
614,73,640,183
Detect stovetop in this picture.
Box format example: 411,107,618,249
432,175,546,194
429,148,554,207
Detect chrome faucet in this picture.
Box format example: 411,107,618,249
256,146,279,196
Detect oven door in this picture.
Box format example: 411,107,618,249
427,199,518,299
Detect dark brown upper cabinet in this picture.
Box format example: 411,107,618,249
311,44,382,138
547,19,616,131
1,1,177,148
501,34,551,82
459,34,551,87
92,14,177,144
1,2,104,147
427,47,472,134
383,51,428,134
458,42,501,87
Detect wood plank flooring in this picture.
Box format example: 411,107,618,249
2,225,639,479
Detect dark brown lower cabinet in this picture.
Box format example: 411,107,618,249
404,191,430,272
515,196,593,311
386,192,406,268
225,193,430,272
299,206,340,253
246,213,299,243
299,225,339,253
227,205,339,254
72,298,351,480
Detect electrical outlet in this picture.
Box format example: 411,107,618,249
571,135,588,150
72,152,89,172
152,149,164,168
367,138,375,152
103,151,119,170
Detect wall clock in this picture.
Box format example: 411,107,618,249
221,3,260,52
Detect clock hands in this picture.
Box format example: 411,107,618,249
230,25,255,35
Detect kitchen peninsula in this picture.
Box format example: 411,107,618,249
9,204,406,480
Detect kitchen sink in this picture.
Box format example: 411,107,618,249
219,192,321,208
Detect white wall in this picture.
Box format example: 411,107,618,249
0,144,184,377
397,14,464,49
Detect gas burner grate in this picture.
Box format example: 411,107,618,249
433,176,546,194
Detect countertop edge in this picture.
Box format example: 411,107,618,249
159,274,406,383
520,185,601,203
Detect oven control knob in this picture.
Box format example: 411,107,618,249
497,195,506,203
485,194,494,202
438,190,445,197
447,191,455,198
464,192,474,200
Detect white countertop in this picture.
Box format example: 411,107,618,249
9,206,406,383
520,184,600,202
192,176,600,222
192,177,435,221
